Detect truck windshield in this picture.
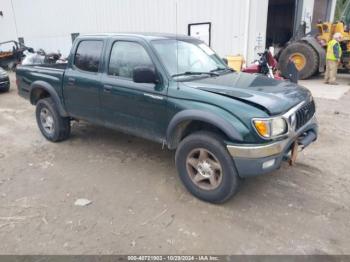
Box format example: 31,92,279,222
151,39,228,79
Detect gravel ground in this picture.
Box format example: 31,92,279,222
0,72,349,255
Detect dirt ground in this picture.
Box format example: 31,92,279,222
0,72,349,255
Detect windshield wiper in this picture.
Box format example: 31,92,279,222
210,67,235,73
172,71,219,78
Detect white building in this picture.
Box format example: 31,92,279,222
0,0,336,63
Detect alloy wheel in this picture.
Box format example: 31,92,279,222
40,107,55,135
185,148,223,190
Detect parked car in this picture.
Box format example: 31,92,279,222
16,33,318,203
0,67,10,92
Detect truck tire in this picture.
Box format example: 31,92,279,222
279,42,319,80
175,131,240,203
35,97,71,142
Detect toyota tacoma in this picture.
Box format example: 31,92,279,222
16,33,318,203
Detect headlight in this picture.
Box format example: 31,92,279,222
253,117,287,138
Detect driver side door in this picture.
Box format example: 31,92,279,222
100,39,168,142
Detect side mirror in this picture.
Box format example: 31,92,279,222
133,66,158,84
222,58,228,65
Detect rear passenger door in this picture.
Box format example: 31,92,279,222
63,40,104,122
100,39,168,142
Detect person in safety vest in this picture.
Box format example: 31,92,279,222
325,33,342,85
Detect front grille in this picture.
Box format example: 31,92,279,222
295,100,315,130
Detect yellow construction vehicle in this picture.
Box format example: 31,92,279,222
278,1,350,79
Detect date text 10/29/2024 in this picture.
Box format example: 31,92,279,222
128,256,219,261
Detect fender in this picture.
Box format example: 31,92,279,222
166,109,243,149
30,80,68,117
301,36,326,73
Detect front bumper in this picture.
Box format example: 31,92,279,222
227,115,318,177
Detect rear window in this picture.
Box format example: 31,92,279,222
74,40,103,72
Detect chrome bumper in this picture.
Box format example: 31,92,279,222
227,140,288,159
226,116,318,177
227,115,318,159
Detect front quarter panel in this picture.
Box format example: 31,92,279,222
166,97,257,148
165,81,270,146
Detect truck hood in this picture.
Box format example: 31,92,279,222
182,72,311,115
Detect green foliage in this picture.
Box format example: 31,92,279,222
335,0,349,21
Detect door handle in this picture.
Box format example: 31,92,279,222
103,85,112,93
67,77,76,85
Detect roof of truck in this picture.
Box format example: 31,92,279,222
79,32,197,41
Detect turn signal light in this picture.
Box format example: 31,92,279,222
253,117,287,138
253,120,270,138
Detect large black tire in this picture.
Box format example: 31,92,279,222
35,97,71,142
175,131,240,203
279,42,319,80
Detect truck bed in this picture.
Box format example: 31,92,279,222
16,63,66,101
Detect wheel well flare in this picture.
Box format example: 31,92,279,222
30,87,50,105
168,120,230,149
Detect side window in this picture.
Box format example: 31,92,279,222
74,40,103,72
108,41,153,78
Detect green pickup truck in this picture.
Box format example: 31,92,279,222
16,33,318,203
